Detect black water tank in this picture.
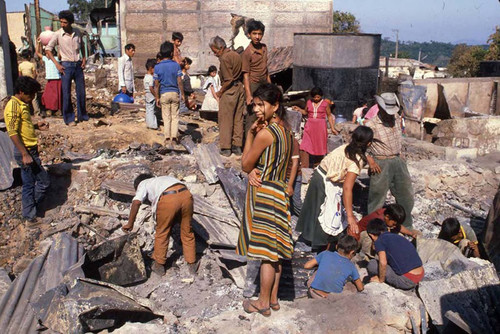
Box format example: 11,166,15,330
293,33,381,121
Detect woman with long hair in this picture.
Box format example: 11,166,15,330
296,126,374,249
236,83,293,317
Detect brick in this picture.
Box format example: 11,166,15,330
165,0,199,11
273,1,304,12
270,28,294,48
165,13,200,31
126,0,163,11
127,32,163,52
201,0,238,12
304,12,330,25
273,13,304,26
302,0,332,12
201,12,233,27
126,13,163,31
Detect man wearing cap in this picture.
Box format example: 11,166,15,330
122,174,198,276
365,93,414,228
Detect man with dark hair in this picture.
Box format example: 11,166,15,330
366,218,424,290
46,10,88,126
366,93,414,228
172,32,184,64
4,77,50,222
209,35,245,156
122,174,198,276
118,43,136,96
242,20,271,137
154,41,184,147
304,235,363,298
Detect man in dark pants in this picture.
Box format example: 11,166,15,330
209,36,245,157
46,10,88,126
241,20,271,139
365,93,414,228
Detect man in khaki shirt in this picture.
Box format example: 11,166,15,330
210,36,245,157
46,10,88,126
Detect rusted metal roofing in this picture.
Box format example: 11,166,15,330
0,131,14,190
0,233,84,334
268,46,293,75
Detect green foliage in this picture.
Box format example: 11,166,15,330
485,26,500,61
447,44,487,77
67,0,106,21
332,10,360,33
380,39,456,67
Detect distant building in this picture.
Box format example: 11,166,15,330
379,57,447,79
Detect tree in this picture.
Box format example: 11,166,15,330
447,44,487,77
67,0,106,21
398,50,411,59
485,26,500,61
332,10,360,33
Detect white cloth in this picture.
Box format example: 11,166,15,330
118,55,135,92
201,75,221,111
42,55,61,80
317,167,347,237
133,176,184,219
143,73,155,102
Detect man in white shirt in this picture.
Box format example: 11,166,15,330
118,43,136,96
122,174,197,276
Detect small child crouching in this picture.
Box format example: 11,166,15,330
143,59,158,129
304,235,363,299
438,217,480,258
367,219,424,290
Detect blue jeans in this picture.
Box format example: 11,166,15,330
61,61,88,124
290,175,303,216
14,147,50,219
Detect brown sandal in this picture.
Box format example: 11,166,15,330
243,299,271,317
270,302,280,311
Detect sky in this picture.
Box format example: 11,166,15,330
6,0,500,44
334,0,500,44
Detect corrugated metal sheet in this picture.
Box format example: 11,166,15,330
268,46,293,75
0,131,14,190
0,233,84,334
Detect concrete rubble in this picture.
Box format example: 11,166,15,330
0,57,499,333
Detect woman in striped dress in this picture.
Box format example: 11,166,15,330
237,83,293,317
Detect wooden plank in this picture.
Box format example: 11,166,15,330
101,179,136,197
191,214,239,248
192,194,240,227
193,143,224,184
216,167,247,222
75,206,129,219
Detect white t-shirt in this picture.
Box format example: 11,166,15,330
133,176,184,218
143,73,155,102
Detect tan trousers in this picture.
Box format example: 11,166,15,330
160,92,180,140
154,184,196,265
218,83,244,149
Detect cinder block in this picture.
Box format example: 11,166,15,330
304,12,329,26
126,13,163,31
270,28,294,48
202,27,232,45
201,12,233,27
241,0,272,13
201,0,239,12
165,0,199,11
127,32,163,53
302,0,332,12
165,31,201,51
273,1,304,12
165,13,200,31
126,0,163,11
273,13,304,26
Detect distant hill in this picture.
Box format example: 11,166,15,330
380,39,492,68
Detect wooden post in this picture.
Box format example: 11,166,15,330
34,0,41,39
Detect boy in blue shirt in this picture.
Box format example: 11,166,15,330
367,218,424,290
304,235,364,298
154,41,185,147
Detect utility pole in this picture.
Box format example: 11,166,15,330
34,0,41,39
418,49,421,62
392,29,399,59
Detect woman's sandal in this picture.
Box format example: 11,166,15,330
243,299,271,317
270,302,280,311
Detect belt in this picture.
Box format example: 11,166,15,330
373,154,400,160
162,187,187,196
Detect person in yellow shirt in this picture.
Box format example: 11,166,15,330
4,76,50,222
18,50,42,116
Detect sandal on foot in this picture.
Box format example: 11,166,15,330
242,299,271,317
270,302,280,311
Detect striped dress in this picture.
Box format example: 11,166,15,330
237,122,294,261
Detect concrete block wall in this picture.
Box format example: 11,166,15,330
121,0,333,74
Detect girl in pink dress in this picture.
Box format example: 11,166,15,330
293,87,337,168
